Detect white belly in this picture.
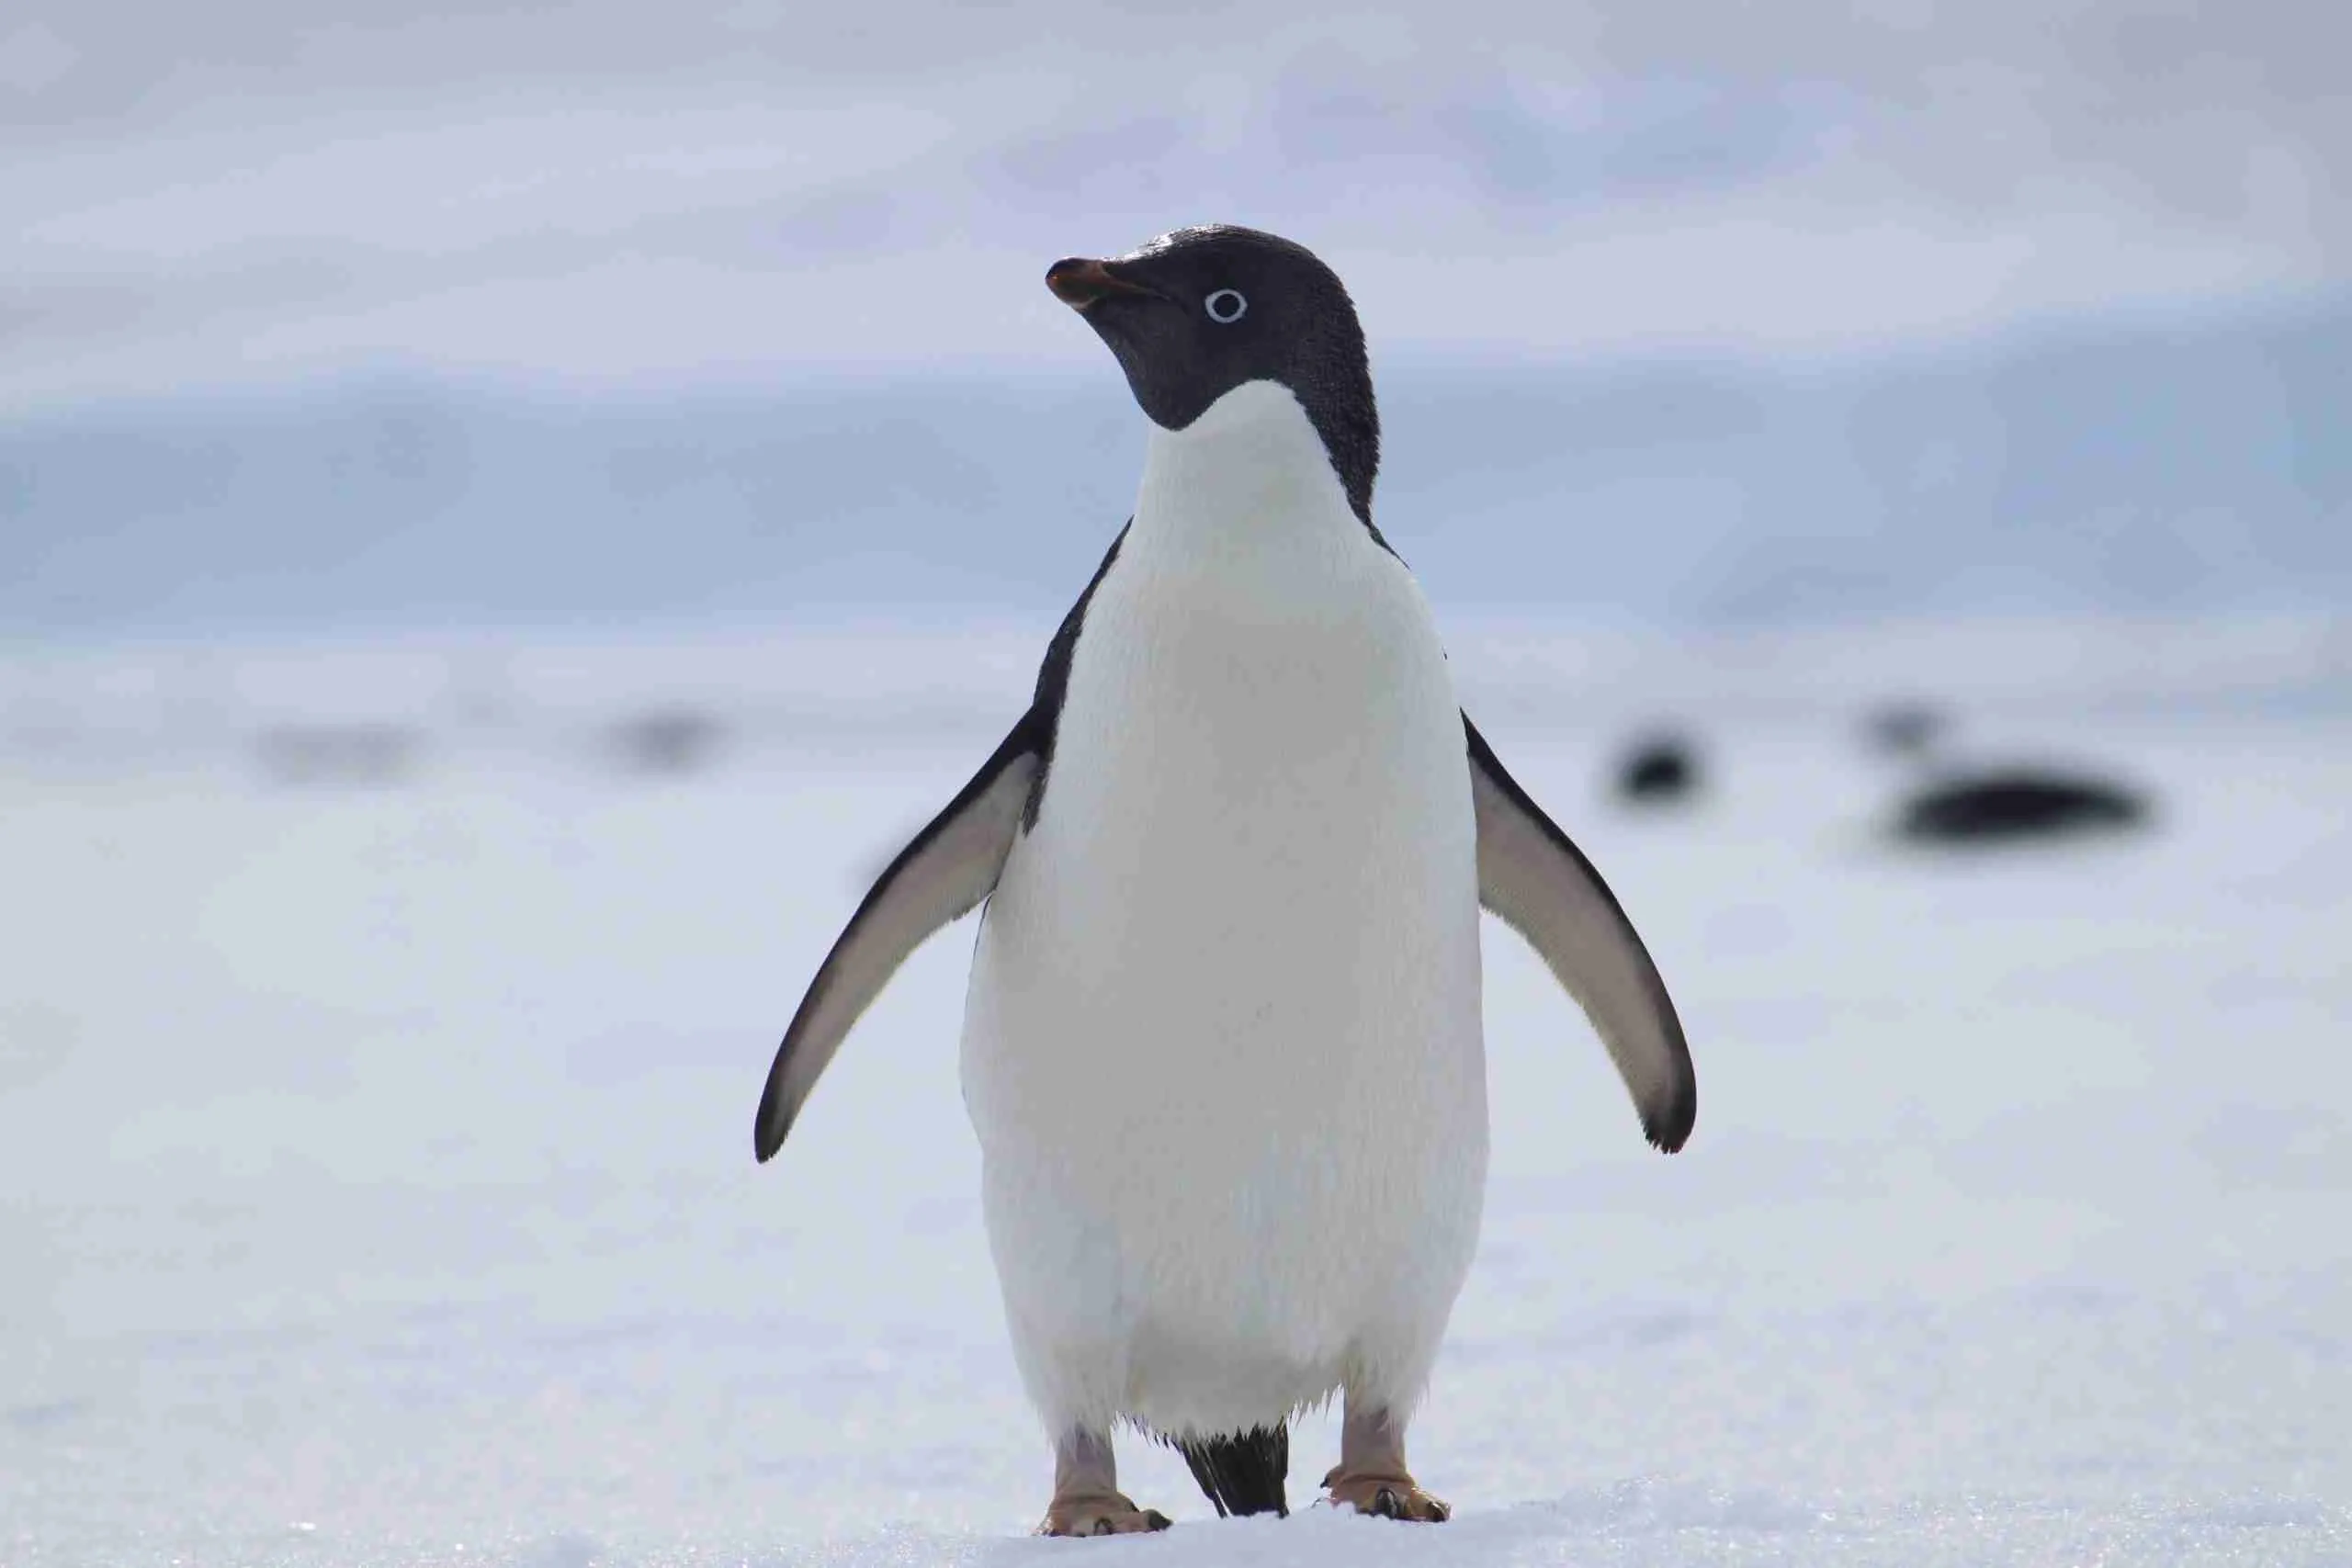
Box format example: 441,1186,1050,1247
959,383,1487,1438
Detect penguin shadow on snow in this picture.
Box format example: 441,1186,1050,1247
1863,700,2154,852
947,1481,1742,1562
957,1495,1559,1562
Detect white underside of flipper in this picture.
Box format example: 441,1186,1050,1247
960,381,1486,1439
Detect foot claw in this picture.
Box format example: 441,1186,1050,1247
1035,1495,1173,1537
1324,1472,1451,1523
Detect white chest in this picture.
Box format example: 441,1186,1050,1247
964,378,1482,1197
1016,381,1473,1002
958,381,1488,1432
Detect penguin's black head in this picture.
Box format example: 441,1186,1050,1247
1046,224,1380,525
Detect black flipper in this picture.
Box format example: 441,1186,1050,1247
752,521,1132,1165
1466,714,1698,1153
1173,1425,1290,1518
752,710,1044,1161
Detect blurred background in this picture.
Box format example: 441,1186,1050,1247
4,5,2348,1565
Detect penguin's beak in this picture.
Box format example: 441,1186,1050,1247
1046,257,1155,310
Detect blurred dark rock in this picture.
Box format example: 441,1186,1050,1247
610,707,722,775
1893,767,2151,847
254,724,416,785
1864,700,1948,758
1614,732,1702,806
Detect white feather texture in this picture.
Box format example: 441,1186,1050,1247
960,379,1486,1440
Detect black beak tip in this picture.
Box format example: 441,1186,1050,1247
1045,257,1095,307
1046,256,1145,310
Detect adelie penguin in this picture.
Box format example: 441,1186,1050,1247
752,225,1697,1534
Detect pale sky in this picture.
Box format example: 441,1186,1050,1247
2,1,2343,410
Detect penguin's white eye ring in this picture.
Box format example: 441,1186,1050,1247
1204,288,1248,324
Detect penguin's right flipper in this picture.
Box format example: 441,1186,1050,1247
752,708,1045,1162
1464,716,1697,1153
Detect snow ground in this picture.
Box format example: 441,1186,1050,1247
3,623,2349,1566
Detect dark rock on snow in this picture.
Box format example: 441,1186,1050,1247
1614,733,1702,806
1894,767,2151,847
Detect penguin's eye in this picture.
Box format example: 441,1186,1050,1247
1204,288,1248,324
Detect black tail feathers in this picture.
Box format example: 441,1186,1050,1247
1172,1423,1290,1517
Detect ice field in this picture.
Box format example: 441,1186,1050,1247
4,619,2347,1566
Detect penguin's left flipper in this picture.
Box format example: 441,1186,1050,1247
1464,716,1698,1153
753,708,1045,1162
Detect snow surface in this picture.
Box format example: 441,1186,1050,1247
4,621,2349,1566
